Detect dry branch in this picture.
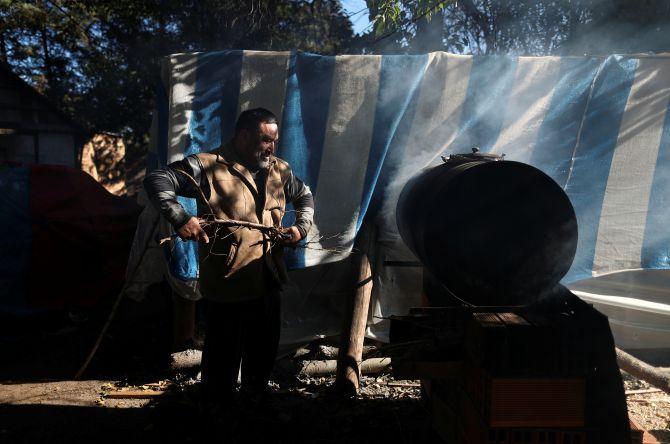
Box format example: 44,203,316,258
158,217,286,245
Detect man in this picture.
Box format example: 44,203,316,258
144,108,314,403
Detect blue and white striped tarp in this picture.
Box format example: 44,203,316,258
144,49,670,300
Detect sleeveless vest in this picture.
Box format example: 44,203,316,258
195,144,290,301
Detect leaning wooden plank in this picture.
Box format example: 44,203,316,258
643,431,661,444
336,224,375,394
630,417,661,444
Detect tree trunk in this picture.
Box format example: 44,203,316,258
40,27,55,94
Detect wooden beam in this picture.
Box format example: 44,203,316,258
336,223,376,394
105,390,168,399
302,358,391,378
625,388,662,395
616,347,670,395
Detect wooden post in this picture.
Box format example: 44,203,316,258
336,224,375,394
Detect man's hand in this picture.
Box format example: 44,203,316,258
279,226,302,245
176,216,209,243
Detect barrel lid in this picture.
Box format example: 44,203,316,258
442,147,505,165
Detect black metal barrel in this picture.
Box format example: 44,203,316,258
396,154,578,306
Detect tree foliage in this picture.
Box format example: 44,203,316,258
1,0,354,159
3,0,670,160
366,0,670,55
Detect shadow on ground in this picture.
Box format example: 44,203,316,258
0,390,429,444
0,282,431,444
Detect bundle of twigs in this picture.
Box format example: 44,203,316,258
157,216,289,245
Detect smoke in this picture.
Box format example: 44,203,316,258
370,44,670,296
375,53,474,239
370,1,670,57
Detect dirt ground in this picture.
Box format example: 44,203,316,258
1,295,668,443
0,374,427,443
0,297,427,443
623,371,670,443
1,368,669,443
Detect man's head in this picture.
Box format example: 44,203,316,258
233,108,279,170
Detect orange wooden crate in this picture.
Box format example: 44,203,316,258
456,383,586,444
466,367,585,428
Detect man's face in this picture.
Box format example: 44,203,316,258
240,122,278,169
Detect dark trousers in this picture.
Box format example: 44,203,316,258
200,287,280,402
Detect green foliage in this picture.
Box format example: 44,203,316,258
369,0,451,36
1,0,354,159
3,0,669,162
366,0,670,55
